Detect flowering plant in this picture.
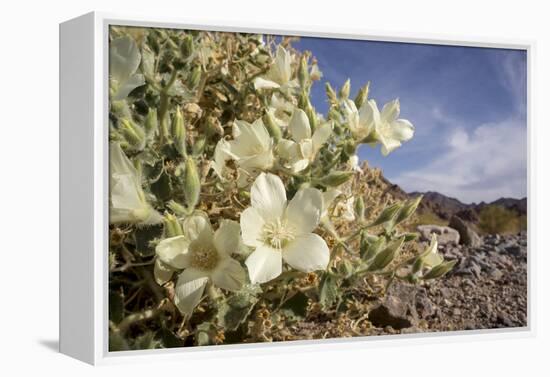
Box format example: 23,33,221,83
108,27,455,350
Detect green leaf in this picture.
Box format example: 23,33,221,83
196,322,217,346
319,273,339,309
109,331,130,351
217,285,261,331
133,331,159,350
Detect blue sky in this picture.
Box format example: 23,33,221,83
295,37,527,204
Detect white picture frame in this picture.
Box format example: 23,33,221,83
59,11,535,365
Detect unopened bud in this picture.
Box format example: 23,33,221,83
363,235,386,261
263,111,282,141
305,105,318,132
171,106,187,157
422,260,457,280
394,195,423,224
354,197,365,221
166,200,187,217
339,79,351,99
120,118,145,150
354,82,370,108
192,136,207,156
181,35,194,59
188,66,201,89
325,82,338,104
298,55,309,88
367,236,404,271
183,158,201,211
369,202,402,227
319,171,354,187
144,108,158,139
163,213,183,238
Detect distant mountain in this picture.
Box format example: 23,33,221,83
408,190,527,220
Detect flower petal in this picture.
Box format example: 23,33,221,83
155,236,190,269
253,77,281,90
389,119,415,142
109,36,141,82
214,220,242,256
274,45,292,84
250,173,287,221
245,246,282,284
380,99,400,123
285,188,323,234
240,207,265,247
283,233,329,272
113,73,145,101
289,108,311,142
211,257,246,291
312,121,333,153
154,259,174,285
174,268,209,315
182,213,213,243
357,99,380,137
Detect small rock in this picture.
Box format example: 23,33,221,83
449,215,482,247
417,225,460,245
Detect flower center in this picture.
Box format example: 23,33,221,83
262,218,296,249
189,242,219,271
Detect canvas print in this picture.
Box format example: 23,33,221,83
108,25,527,351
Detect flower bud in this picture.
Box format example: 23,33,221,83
192,136,207,156
319,171,354,187
188,66,202,89
163,213,183,238
343,140,357,156
422,260,457,280
263,111,282,141
367,236,404,271
167,200,187,216
354,196,365,221
394,195,423,224
181,35,194,59
354,82,370,108
120,118,145,150
325,82,338,104
298,55,310,88
144,108,158,139
305,104,318,132
361,234,386,261
171,106,187,157
369,202,402,227
403,232,419,242
339,78,351,99
183,157,201,211
411,257,424,275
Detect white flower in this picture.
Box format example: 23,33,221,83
276,109,332,173
109,36,146,101
347,155,362,172
253,46,298,93
109,143,162,225
372,99,415,156
241,173,329,284
341,98,379,140
335,197,356,222
267,93,295,128
420,234,444,268
212,118,275,186
155,214,246,315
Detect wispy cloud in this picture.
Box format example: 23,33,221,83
392,118,527,203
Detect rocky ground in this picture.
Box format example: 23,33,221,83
287,231,528,340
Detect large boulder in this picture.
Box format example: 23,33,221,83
449,215,482,247
417,225,460,246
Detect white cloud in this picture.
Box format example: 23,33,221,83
392,118,527,203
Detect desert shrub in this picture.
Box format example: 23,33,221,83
478,205,521,234
107,26,455,349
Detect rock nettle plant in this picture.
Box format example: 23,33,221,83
108,26,456,350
